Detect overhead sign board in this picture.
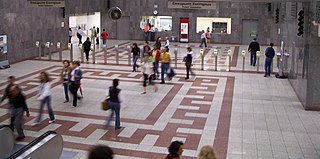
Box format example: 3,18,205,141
168,1,216,10
27,0,65,7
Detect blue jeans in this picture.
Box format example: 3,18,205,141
250,51,257,66
265,57,272,76
106,101,121,128
133,55,139,71
103,40,107,47
161,63,170,83
63,82,69,101
36,96,55,122
154,62,159,76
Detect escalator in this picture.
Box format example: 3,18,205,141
0,125,63,159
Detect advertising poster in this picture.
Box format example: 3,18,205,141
0,35,8,54
180,17,189,42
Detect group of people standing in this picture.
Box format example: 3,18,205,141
199,27,212,48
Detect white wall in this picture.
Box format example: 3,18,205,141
196,17,232,34
69,12,100,37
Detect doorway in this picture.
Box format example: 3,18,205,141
242,20,258,45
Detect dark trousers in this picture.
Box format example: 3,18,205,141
78,36,82,44
199,38,207,47
250,51,257,66
133,55,139,71
144,32,149,41
36,96,55,122
153,62,159,77
12,107,24,137
96,37,99,44
143,73,153,87
63,82,69,101
185,62,194,79
84,51,89,61
265,57,272,76
106,101,121,129
150,32,155,41
69,81,80,106
69,36,72,43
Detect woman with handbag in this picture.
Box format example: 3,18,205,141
105,79,122,130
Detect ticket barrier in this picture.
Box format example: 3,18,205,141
0,125,14,159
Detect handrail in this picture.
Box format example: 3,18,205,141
0,125,11,130
7,131,57,159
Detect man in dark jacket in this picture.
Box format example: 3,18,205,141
9,85,30,141
248,38,260,66
83,37,92,62
264,43,275,77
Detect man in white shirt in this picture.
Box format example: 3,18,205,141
199,30,207,48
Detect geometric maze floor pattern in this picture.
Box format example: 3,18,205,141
0,62,233,159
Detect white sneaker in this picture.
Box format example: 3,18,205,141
49,120,56,124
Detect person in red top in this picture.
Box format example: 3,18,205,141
101,29,108,47
164,141,184,159
151,44,161,78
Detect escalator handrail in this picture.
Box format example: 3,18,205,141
0,125,11,130
7,131,57,159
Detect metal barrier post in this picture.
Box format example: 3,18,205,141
256,51,260,72
57,42,62,61
174,48,178,69
46,42,51,60
200,49,204,70
104,46,107,64
36,41,41,59
214,49,218,71
242,50,246,71
79,44,84,63
115,45,119,65
68,43,73,61
228,50,231,71
91,44,95,64
127,45,131,65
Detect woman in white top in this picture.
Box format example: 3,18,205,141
35,72,55,124
141,55,157,94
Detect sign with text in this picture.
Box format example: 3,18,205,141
27,0,65,7
168,1,216,10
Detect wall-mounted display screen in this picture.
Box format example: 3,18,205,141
140,16,172,32
196,17,232,34
0,35,8,54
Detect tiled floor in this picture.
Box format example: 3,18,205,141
0,40,319,159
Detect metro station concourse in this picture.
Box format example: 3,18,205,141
1,0,320,159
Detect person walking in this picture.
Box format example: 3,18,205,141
68,28,72,43
90,26,97,43
96,27,100,45
69,61,83,107
199,30,207,48
101,29,108,47
156,36,162,49
264,43,275,77
248,38,260,66
34,72,55,125
185,47,195,80
164,141,184,159
77,27,84,45
205,28,211,45
143,23,150,41
143,41,151,59
8,85,30,141
164,36,170,49
105,79,122,130
131,43,140,72
151,45,161,79
160,47,171,84
0,76,20,130
83,37,92,62
141,55,157,94
150,25,156,41
60,60,71,103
